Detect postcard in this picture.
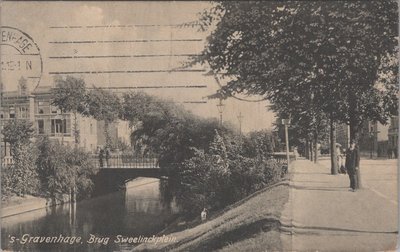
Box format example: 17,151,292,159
1,1,398,251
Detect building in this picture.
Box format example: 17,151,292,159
1,79,98,161
336,124,350,150
96,119,132,150
336,117,397,158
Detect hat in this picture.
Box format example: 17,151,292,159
335,143,342,147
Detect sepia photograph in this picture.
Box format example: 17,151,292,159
0,1,398,251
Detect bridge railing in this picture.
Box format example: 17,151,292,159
91,153,159,169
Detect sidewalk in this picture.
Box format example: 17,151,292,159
280,159,398,252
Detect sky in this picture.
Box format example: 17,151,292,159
1,1,275,132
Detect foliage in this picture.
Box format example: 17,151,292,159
52,76,88,145
243,130,276,158
2,120,35,149
123,92,227,172
36,136,98,200
177,130,282,217
2,120,39,197
52,76,87,114
1,168,13,200
67,147,99,200
2,144,39,197
85,87,122,148
195,1,398,142
121,91,283,216
121,92,165,126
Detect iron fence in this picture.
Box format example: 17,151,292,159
91,154,159,169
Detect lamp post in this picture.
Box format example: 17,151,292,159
237,112,244,135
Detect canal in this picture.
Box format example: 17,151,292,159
1,178,180,252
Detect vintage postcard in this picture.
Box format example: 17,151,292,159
1,1,398,251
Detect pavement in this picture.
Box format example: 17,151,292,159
280,158,398,252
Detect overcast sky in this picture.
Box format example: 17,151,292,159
2,1,275,132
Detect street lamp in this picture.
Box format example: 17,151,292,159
237,112,244,135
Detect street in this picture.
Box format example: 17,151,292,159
281,158,398,252
318,157,398,206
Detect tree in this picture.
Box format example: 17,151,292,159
85,87,121,148
194,1,398,184
2,120,39,196
52,76,87,146
36,136,98,201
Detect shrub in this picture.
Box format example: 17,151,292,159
36,136,98,200
176,130,282,217
2,120,39,198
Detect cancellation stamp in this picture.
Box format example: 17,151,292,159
1,26,42,89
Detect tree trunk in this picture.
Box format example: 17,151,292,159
305,139,309,160
104,120,111,148
350,121,362,189
310,140,314,161
73,111,79,149
314,132,318,163
330,117,338,175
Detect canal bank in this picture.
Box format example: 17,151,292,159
134,179,290,251
1,194,71,218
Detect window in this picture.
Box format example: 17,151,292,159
9,107,15,118
38,120,44,134
19,107,28,118
39,109,44,114
51,119,66,134
90,123,93,134
51,106,58,114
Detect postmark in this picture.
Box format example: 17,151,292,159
1,26,42,91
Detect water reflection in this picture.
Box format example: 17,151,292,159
1,177,179,252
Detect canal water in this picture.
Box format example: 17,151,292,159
1,178,180,252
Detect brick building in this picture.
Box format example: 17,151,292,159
336,118,397,158
1,80,98,158
1,78,132,164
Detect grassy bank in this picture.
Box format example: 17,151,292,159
134,179,290,252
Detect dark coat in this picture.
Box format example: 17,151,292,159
345,147,360,174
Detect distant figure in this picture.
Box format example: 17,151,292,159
105,148,110,167
293,147,299,160
201,208,207,221
387,148,392,159
345,140,360,192
99,148,104,168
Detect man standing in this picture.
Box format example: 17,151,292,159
345,140,360,192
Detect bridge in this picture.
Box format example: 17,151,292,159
90,153,165,196
89,152,295,195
